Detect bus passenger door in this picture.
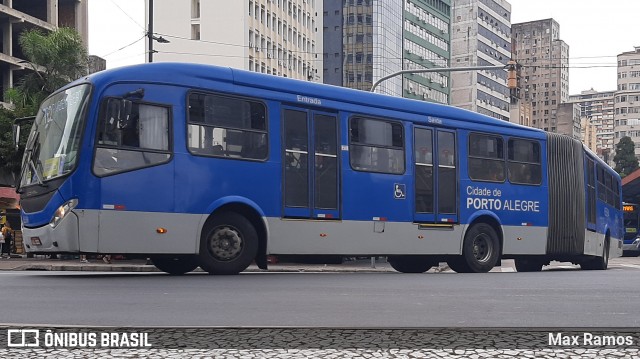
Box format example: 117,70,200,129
282,108,340,219
413,127,458,223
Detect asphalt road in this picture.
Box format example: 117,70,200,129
1,264,640,327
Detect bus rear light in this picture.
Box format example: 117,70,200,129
156,228,168,234
317,214,333,219
521,222,532,226
373,217,387,221
319,233,327,237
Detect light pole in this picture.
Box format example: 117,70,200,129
147,0,169,63
370,61,518,93
148,0,153,63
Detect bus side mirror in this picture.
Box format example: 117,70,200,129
12,116,35,151
12,124,20,151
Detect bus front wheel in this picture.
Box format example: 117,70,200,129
151,255,199,275
458,223,500,273
387,256,436,273
198,212,259,275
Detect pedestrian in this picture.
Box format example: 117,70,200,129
1,222,12,258
80,254,89,263
0,227,4,258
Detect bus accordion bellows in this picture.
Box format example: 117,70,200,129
15,62,623,274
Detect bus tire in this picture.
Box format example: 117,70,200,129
460,223,500,273
151,255,199,275
387,256,436,273
446,257,472,273
198,212,258,275
514,258,543,272
580,237,609,271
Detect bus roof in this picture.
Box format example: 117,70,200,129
86,62,541,134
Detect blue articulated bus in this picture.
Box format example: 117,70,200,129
15,63,622,274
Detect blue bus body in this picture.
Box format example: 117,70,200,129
17,63,622,274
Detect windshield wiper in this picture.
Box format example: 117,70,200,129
16,135,48,192
28,159,47,187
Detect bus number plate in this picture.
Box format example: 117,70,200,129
31,237,42,245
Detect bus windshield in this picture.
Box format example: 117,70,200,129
18,84,91,190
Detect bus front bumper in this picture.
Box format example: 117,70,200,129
22,211,80,253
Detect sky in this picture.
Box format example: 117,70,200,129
88,0,640,95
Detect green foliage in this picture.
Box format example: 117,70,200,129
0,27,87,181
19,27,88,95
613,136,639,177
0,109,28,184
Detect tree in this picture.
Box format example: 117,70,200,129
0,27,87,183
613,136,639,177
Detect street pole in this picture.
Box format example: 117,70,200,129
370,63,516,93
148,0,154,63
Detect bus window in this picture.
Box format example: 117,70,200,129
437,131,457,214
414,128,434,213
94,102,171,176
586,158,596,225
187,92,267,160
349,117,404,174
468,133,504,182
507,139,541,185
597,166,606,202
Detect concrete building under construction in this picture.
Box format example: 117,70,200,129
0,0,88,107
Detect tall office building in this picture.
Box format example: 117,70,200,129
150,0,323,82
323,0,451,102
323,0,403,97
450,0,511,120
402,0,451,103
614,46,640,159
0,0,88,106
568,89,615,162
511,19,571,133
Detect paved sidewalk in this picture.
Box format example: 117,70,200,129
0,255,396,273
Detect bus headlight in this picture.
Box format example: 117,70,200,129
50,199,78,228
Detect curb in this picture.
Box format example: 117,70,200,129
7,263,397,273
11,264,161,272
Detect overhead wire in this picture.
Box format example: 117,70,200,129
100,35,147,58
109,0,146,31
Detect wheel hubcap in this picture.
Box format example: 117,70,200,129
472,234,492,263
209,226,243,261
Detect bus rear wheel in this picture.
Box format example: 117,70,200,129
387,256,436,273
514,258,543,272
580,238,609,271
457,223,500,273
446,257,472,273
198,212,258,275
151,255,199,275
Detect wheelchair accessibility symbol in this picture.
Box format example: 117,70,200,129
394,183,406,200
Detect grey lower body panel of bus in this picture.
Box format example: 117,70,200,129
265,218,548,256
22,209,203,254
21,209,619,260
